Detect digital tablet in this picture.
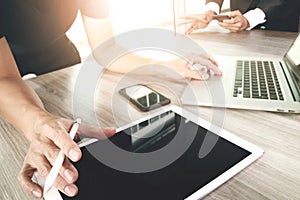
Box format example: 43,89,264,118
41,105,263,200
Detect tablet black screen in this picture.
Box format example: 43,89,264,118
61,111,250,200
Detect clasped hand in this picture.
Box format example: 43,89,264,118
179,10,250,33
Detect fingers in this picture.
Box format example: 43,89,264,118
37,156,77,196
44,146,79,184
185,25,193,35
178,14,211,34
183,65,208,80
18,163,43,198
185,24,197,35
60,158,79,183
218,10,249,32
177,19,194,26
208,55,219,67
53,173,78,197
43,121,82,162
37,158,78,197
18,154,78,198
19,115,117,198
78,124,116,139
35,117,116,161
187,54,222,75
229,10,243,18
207,55,221,75
30,119,80,196
218,19,242,32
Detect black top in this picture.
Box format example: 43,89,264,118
230,0,300,32
206,0,299,32
0,0,5,39
1,0,81,75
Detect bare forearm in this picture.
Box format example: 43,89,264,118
0,38,49,140
92,40,155,74
81,14,155,73
0,78,48,137
80,4,221,78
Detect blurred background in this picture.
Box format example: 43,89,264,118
66,0,230,59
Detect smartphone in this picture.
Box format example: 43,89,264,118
212,14,231,22
119,84,171,112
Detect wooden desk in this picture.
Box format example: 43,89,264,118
1,30,299,200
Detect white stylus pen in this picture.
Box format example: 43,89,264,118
43,118,81,196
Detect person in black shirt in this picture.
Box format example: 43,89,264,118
0,1,117,198
0,0,222,198
2,0,81,75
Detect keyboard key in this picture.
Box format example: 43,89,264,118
270,95,278,100
243,90,250,98
233,60,283,101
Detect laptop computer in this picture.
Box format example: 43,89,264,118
181,34,300,113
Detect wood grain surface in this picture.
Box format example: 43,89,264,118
0,30,299,200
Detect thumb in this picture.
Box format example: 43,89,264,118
78,123,116,139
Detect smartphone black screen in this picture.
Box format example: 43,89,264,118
119,85,171,112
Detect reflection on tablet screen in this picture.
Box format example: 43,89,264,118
61,111,251,200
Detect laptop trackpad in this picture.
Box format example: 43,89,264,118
182,76,227,106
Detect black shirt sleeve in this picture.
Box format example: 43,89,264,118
0,28,3,38
257,0,300,32
0,0,5,38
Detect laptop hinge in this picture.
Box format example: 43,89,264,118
280,60,300,102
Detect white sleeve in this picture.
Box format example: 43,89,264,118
243,8,266,30
204,2,220,14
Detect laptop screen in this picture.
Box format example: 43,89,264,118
286,34,300,67
284,34,300,98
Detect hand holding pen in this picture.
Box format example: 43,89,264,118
17,115,116,198
43,118,82,196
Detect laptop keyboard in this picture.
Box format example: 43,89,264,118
233,60,284,100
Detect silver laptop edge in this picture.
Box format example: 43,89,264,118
181,34,300,113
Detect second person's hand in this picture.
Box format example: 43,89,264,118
165,53,222,80
218,10,250,32
178,11,217,34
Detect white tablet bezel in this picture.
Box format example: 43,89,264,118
41,105,263,200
